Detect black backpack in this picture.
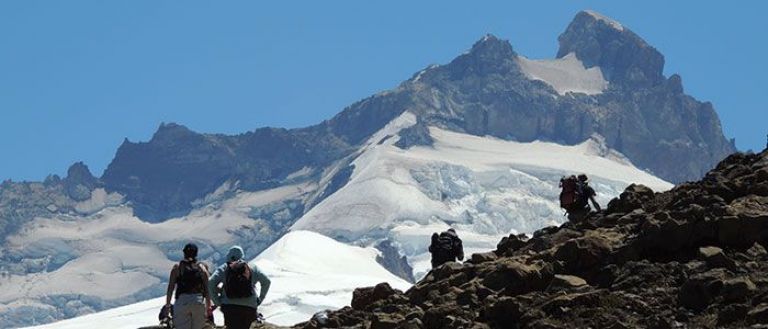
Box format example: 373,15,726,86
224,260,254,298
176,261,204,297
433,232,455,260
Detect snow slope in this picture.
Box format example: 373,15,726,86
292,112,672,277
516,53,608,95
23,230,410,329
2,183,314,327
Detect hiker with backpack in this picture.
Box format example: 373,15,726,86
559,174,602,222
164,243,212,329
428,228,464,268
208,245,271,329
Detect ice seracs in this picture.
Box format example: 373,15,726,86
517,52,609,95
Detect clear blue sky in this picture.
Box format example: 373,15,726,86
1,1,766,181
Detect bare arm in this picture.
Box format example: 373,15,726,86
200,265,212,313
165,265,178,306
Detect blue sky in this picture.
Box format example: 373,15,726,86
1,1,766,181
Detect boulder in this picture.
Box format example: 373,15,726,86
351,283,401,311
698,246,737,270
721,277,757,302
547,274,588,291
371,312,404,329
471,252,498,264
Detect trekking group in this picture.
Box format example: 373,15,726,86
164,244,271,329
427,173,601,269
165,173,599,328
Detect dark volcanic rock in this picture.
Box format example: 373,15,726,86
394,122,434,150
63,162,99,201
376,240,416,283
295,149,768,329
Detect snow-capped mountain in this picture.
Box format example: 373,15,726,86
23,112,670,329
1,9,730,327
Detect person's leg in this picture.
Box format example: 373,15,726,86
173,303,193,329
221,305,245,329
189,302,206,329
241,305,257,326
221,305,235,329
222,304,258,329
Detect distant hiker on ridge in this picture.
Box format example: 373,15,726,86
164,243,212,329
559,173,602,222
428,228,464,268
208,245,271,329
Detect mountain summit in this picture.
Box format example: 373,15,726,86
558,10,665,87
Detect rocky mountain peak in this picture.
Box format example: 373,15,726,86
445,34,519,77
64,162,97,187
557,10,665,87
150,122,197,144
469,34,516,57
63,161,99,201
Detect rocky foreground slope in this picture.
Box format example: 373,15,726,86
297,149,768,329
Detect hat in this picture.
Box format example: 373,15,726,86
227,246,244,262
577,174,589,182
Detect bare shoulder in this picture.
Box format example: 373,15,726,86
199,262,211,275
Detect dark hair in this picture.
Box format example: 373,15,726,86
183,243,198,260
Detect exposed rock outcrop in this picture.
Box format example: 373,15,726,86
295,149,768,328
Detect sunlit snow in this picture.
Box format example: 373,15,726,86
23,230,410,329
517,53,608,95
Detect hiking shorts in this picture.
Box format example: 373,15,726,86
221,304,258,329
173,294,206,329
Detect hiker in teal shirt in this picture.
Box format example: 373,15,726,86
208,245,271,329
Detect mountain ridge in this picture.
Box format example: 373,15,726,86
97,10,734,221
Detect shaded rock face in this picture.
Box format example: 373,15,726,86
63,162,99,201
0,162,101,247
101,123,353,221
558,11,665,88
294,150,768,329
98,11,733,221
376,240,416,283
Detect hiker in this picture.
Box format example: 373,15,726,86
164,243,212,329
208,246,271,329
559,173,602,222
428,228,464,268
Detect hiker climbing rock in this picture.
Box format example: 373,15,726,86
560,174,601,222
208,245,271,329
164,243,212,329
428,228,464,268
